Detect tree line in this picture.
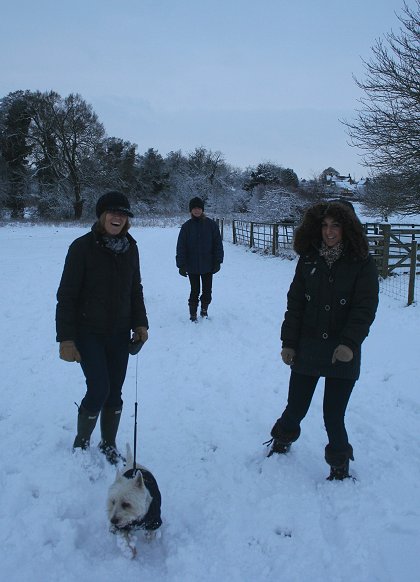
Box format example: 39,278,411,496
0,89,304,220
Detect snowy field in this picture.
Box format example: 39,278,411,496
0,223,419,582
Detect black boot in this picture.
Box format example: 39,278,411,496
73,405,99,450
189,302,198,322
325,444,354,481
200,303,209,318
99,406,124,465
266,419,301,457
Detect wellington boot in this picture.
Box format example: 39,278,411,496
73,405,99,450
189,302,198,322
200,304,209,317
99,406,124,465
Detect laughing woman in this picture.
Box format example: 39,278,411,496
56,191,149,464
266,201,379,480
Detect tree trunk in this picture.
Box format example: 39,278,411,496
73,182,84,219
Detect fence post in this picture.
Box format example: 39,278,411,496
232,220,237,244
381,224,391,278
407,241,417,306
272,224,278,255
250,222,254,248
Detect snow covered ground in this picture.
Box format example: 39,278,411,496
0,223,419,582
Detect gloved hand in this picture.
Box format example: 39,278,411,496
212,263,221,274
59,340,81,363
133,326,149,344
179,267,187,277
281,347,296,366
332,344,353,364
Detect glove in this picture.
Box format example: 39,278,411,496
59,340,81,363
178,267,187,277
281,347,296,366
133,326,148,344
332,344,353,364
212,263,221,274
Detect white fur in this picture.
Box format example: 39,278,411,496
107,444,152,530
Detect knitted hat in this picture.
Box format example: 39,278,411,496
96,191,134,218
189,197,204,212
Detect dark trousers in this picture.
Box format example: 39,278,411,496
279,371,355,452
188,273,213,307
76,331,129,413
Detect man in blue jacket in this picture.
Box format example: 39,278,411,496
176,197,224,321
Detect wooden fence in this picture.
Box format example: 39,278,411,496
231,219,420,305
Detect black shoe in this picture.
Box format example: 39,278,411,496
265,437,292,457
190,313,198,322
200,307,208,317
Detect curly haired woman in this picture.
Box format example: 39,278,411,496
266,201,379,480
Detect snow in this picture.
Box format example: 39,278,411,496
1,223,419,582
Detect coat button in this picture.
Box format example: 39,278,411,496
340,298,346,305
325,304,331,311
322,332,328,339
305,294,311,301
329,276,334,283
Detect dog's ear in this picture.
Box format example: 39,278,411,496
125,443,134,466
135,470,145,489
115,469,124,482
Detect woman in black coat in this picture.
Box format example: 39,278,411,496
56,191,148,463
176,196,224,321
266,201,379,480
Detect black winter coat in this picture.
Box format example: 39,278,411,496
281,247,379,380
56,227,148,342
176,216,224,275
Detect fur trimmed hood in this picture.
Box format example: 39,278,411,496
294,202,369,259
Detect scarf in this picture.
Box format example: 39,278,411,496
102,235,130,254
319,241,343,268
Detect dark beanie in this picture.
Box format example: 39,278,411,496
96,191,134,218
189,197,204,212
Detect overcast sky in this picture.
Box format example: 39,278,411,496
0,0,415,179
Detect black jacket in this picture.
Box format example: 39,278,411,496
56,227,148,342
281,247,379,380
176,216,224,275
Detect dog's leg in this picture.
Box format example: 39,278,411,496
144,529,162,543
116,531,137,559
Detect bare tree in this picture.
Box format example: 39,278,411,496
28,91,105,218
362,174,407,220
344,1,420,205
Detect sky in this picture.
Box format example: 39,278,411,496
0,0,417,180
1,220,419,580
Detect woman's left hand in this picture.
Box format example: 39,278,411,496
134,326,148,343
332,344,353,363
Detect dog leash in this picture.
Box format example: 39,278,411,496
133,350,140,471
124,338,144,479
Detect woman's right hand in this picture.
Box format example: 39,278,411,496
59,340,81,363
281,347,296,366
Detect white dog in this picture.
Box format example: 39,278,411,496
107,444,162,558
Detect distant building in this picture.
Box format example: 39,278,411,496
325,173,366,199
